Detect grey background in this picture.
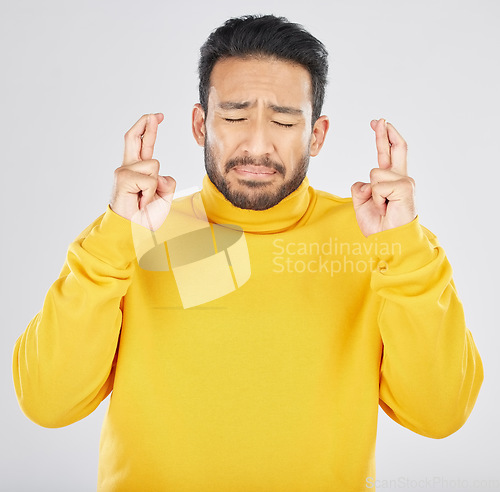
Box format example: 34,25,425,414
1,0,498,490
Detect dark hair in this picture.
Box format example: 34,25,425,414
198,14,329,124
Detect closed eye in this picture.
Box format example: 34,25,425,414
224,118,294,128
273,121,294,128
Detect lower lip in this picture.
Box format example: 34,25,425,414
233,168,277,179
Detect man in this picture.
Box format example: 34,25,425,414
13,14,483,492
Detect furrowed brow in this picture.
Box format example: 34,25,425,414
217,101,251,110
269,105,303,116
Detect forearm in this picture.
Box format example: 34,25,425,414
13,207,137,428
373,217,483,438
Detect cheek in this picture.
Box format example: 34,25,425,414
279,132,310,168
206,124,235,161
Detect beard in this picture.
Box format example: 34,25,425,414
204,140,310,211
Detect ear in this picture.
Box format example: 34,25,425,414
309,115,329,157
192,103,206,147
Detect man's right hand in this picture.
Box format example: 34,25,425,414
110,113,176,230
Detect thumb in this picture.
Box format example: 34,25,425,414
351,181,372,209
156,175,176,201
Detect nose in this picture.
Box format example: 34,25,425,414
241,120,275,157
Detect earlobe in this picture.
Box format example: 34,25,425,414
192,103,206,147
309,115,329,157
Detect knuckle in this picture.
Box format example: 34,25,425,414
399,177,415,192
114,167,125,178
149,159,160,173
114,167,130,183
369,168,379,181
406,177,416,190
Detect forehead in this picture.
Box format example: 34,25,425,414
208,56,313,109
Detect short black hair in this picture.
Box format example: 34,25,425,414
198,14,329,124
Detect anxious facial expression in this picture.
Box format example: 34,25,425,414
192,56,328,210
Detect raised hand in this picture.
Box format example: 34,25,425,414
351,119,417,237
110,113,176,230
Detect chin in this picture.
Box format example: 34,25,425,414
224,181,293,210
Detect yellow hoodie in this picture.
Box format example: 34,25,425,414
13,176,483,491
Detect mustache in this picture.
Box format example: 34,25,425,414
225,156,286,176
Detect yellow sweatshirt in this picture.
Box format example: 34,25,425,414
13,175,483,491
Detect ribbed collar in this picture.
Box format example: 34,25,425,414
194,174,313,233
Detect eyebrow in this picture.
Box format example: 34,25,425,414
269,104,303,116
217,101,303,116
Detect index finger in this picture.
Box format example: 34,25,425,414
123,113,164,165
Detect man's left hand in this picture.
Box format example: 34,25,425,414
351,119,417,237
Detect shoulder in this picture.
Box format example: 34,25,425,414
310,186,355,218
304,185,365,239
314,188,353,207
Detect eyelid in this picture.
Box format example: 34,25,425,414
272,121,294,128
223,117,294,128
